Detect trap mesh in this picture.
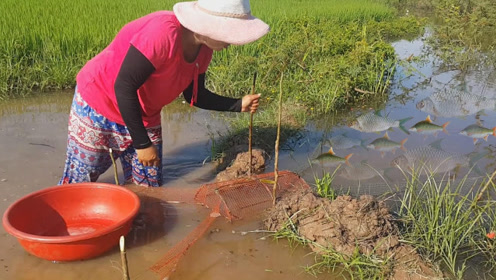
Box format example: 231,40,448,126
195,170,310,221
149,170,309,278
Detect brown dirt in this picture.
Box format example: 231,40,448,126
215,147,266,182
264,190,443,280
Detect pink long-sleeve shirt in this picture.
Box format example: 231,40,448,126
76,11,213,127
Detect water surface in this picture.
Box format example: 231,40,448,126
1,31,495,279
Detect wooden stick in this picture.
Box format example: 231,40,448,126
120,236,130,280
248,72,257,176
109,148,120,185
273,73,283,206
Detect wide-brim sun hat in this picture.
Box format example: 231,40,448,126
173,0,270,45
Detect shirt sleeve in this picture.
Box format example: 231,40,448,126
115,45,156,149
182,73,242,112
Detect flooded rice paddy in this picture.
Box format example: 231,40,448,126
1,33,496,279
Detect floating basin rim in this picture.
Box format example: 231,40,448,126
2,182,140,243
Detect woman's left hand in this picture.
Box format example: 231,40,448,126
241,94,261,113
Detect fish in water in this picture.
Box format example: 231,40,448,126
338,161,382,181
390,139,469,175
409,115,449,136
416,90,496,118
327,134,366,150
367,132,407,158
349,112,412,134
313,147,353,166
459,124,496,144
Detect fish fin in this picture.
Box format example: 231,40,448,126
426,115,432,123
383,132,390,139
374,110,382,117
328,147,336,155
399,117,413,125
428,138,444,150
493,127,496,137
400,138,408,151
399,117,413,135
344,154,353,166
442,122,450,135
484,135,488,141
473,138,478,144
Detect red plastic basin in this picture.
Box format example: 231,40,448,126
2,183,140,261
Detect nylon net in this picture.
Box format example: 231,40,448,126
147,170,310,278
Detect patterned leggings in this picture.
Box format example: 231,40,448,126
59,89,163,187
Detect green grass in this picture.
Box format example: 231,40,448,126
0,0,420,101
0,0,425,160
396,169,496,279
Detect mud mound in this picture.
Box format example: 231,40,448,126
215,148,265,182
264,190,442,280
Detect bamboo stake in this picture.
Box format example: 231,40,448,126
272,73,283,206
109,148,120,185
248,72,257,177
120,236,130,280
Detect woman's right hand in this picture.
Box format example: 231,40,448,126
136,145,160,167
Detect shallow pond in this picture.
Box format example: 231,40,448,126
1,32,495,279
285,31,496,198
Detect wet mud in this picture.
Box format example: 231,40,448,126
216,147,266,181
264,190,442,280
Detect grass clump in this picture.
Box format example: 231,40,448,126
396,168,496,279
268,167,496,279
270,197,393,280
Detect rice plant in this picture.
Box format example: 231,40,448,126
1,0,421,106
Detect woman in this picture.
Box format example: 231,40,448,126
59,0,269,187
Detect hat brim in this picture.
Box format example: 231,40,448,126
173,2,270,45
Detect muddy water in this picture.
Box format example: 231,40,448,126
1,32,496,279
0,93,329,280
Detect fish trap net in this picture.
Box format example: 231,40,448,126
150,170,310,278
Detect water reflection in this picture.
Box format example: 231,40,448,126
416,89,496,119
2,30,496,280
348,111,412,134
390,139,469,176
278,31,496,197
337,161,384,182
